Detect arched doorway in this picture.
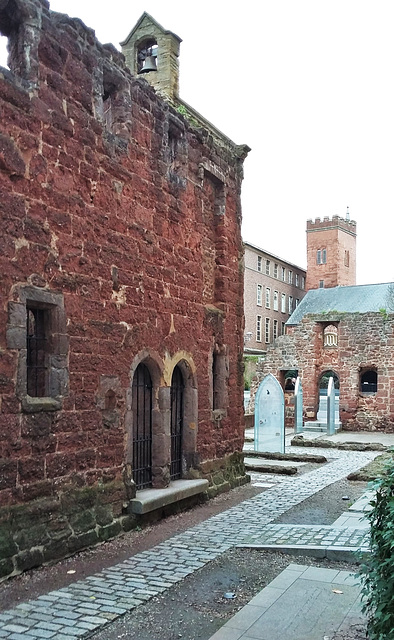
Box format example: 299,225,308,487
132,363,153,490
317,370,340,423
170,365,184,480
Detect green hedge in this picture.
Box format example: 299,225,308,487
358,454,394,640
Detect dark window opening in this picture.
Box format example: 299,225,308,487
319,370,340,390
360,369,377,394
170,366,184,480
283,369,298,392
27,307,49,397
132,363,153,490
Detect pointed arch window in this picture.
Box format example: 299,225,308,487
323,324,338,347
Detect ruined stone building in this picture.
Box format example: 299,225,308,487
253,214,394,431
0,1,249,578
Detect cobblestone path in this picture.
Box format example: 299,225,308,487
0,447,376,639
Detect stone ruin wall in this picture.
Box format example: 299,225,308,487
0,0,248,578
251,313,394,432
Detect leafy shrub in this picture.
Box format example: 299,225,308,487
358,456,394,640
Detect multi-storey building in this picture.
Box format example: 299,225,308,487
244,242,306,353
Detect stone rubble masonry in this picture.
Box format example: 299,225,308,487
0,0,249,578
251,311,394,431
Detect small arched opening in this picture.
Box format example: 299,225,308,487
360,368,377,394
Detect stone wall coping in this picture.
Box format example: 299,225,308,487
130,479,209,514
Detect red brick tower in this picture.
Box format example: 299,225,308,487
306,211,357,290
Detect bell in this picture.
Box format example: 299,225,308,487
139,55,157,74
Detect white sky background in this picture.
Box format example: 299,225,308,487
1,1,394,285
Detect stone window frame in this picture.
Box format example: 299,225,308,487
281,267,286,282
317,248,327,265
281,293,286,313
256,315,262,342
273,319,278,339
256,284,262,306
6,286,68,412
273,263,278,278
265,287,271,309
288,270,293,284
359,368,378,395
265,259,270,276
257,256,262,272
265,317,270,343
288,295,293,314
323,324,338,348
273,290,279,311
166,114,187,189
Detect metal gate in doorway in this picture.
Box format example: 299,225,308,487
170,366,184,480
132,363,152,490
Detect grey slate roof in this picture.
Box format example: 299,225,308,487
287,282,394,325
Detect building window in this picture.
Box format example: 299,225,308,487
257,284,263,306
281,267,286,281
295,298,300,308
301,276,305,289
360,369,377,394
273,319,278,339
317,249,327,264
323,324,338,347
319,280,324,288
265,287,271,309
288,296,293,314
295,273,299,287
265,318,270,343
257,256,262,272
6,286,68,411
281,322,286,335
281,293,286,313
344,250,350,267
265,259,270,276
273,291,279,311
27,307,49,397
288,270,293,284
256,315,262,342
274,263,278,278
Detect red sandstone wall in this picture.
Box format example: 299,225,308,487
254,313,394,431
0,0,247,513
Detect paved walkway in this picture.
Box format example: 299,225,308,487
207,564,365,640
0,444,378,639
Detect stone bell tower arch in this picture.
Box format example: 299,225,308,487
121,12,182,103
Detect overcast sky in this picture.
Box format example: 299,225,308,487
1,1,393,285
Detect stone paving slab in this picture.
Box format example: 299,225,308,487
0,447,376,639
206,564,365,640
